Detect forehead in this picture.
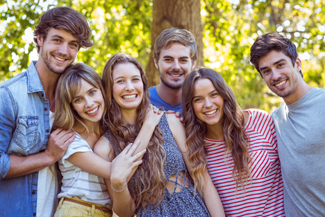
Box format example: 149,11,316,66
258,50,290,68
194,78,215,95
46,28,79,42
112,62,141,78
160,42,191,58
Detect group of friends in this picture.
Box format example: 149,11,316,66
0,6,324,217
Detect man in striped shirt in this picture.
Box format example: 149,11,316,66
250,33,325,216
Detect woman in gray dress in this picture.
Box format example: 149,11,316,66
94,53,225,217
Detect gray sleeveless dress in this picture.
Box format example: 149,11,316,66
104,114,210,217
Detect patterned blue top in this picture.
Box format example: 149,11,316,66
104,114,210,217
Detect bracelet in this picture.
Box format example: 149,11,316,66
111,182,127,193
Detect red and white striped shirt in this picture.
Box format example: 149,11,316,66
205,109,284,216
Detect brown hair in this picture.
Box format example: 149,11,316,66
33,7,93,52
102,53,166,208
250,32,302,77
153,28,197,62
52,63,106,134
182,67,251,191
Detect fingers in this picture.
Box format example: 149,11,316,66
121,142,134,155
175,111,181,118
132,159,143,168
131,149,146,161
126,140,140,156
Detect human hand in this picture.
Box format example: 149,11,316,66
143,104,164,128
172,111,184,124
110,140,146,190
44,128,76,164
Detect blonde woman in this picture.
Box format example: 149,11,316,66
52,63,157,217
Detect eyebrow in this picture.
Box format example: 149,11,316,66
193,89,217,98
74,87,97,98
51,34,80,44
259,58,287,71
163,55,189,59
114,75,141,81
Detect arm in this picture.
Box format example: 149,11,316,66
0,88,75,179
95,138,144,217
167,114,225,217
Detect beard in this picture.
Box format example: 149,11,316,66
41,47,73,74
159,69,184,90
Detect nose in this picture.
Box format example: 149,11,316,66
58,43,69,56
125,80,135,91
271,69,282,81
172,60,180,71
204,98,213,108
85,96,94,108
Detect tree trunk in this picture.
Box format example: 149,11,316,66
146,0,203,87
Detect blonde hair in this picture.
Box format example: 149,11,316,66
153,28,197,62
52,63,106,134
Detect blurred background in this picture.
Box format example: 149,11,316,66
1,0,325,112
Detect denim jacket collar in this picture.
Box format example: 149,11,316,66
26,61,45,94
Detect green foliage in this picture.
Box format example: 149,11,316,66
1,0,325,112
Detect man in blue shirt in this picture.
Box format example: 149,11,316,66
149,28,197,115
0,7,93,216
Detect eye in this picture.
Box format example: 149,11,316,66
53,39,60,43
70,43,79,48
89,90,96,95
193,98,202,103
132,78,140,82
116,79,124,83
180,59,188,63
164,58,172,62
74,98,81,103
278,63,285,68
211,92,219,97
262,69,270,75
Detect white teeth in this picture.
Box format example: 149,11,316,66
205,110,217,115
54,56,65,61
123,95,136,99
170,74,181,77
86,107,98,114
275,80,286,87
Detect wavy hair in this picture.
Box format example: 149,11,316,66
52,63,106,134
102,53,166,208
182,67,251,192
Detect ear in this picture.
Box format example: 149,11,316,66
295,58,302,72
154,58,159,69
36,34,44,47
191,60,196,70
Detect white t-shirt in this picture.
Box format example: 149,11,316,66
57,133,112,208
37,111,58,217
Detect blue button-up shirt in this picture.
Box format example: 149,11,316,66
0,62,51,216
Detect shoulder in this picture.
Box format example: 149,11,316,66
0,72,27,91
149,85,157,95
246,109,271,123
166,113,186,147
271,103,286,120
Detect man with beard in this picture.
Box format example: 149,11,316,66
149,28,197,114
250,32,325,216
0,7,93,217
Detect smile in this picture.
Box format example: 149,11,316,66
275,80,287,87
204,109,217,116
85,106,99,116
122,94,137,99
170,74,182,77
53,55,67,62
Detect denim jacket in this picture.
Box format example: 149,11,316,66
0,62,51,217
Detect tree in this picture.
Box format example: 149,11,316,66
145,0,203,86
1,0,325,112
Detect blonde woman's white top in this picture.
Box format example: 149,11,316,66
57,133,112,208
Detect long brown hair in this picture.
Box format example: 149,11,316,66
102,53,166,208
182,67,251,192
52,63,106,134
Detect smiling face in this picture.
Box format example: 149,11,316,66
154,43,195,90
258,50,303,102
72,79,105,126
112,62,144,112
37,28,79,74
192,78,224,129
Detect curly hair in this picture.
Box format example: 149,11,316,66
52,63,106,135
102,53,166,208
33,7,93,52
182,67,251,192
